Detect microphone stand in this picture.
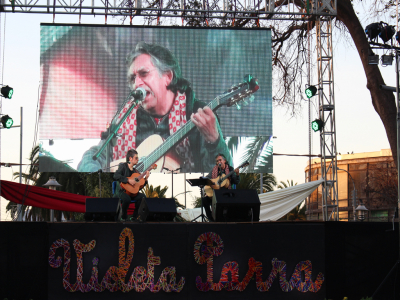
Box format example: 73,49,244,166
163,167,181,198
92,91,144,168
88,163,122,197
218,165,222,189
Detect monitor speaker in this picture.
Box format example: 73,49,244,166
137,198,177,222
212,189,260,222
85,198,121,221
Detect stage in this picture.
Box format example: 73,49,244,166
0,221,398,300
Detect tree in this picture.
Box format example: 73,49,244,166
277,179,298,189
143,184,169,198
236,173,277,193
13,145,39,184
192,196,202,208
363,159,398,219
281,204,307,221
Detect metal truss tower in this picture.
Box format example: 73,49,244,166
315,3,338,221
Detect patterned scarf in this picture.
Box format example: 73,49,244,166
112,92,193,167
211,164,232,189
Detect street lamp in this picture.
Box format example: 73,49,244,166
355,199,368,221
43,177,62,222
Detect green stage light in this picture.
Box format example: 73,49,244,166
305,85,317,98
1,115,13,129
311,119,324,132
1,86,13,99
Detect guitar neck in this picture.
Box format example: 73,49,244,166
137,85,248,173
220,170,235,182
219,162,248,182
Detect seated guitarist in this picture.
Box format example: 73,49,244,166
113,149,150,221
203,153,240,222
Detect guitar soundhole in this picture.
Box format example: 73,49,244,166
135,178,139,183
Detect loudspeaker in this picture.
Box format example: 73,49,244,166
212,189,260,222
85,198,121,221
137,198,177,222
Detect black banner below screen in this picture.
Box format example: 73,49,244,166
47,223,325,300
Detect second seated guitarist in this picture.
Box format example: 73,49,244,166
113,149,150,221
203,153,240,222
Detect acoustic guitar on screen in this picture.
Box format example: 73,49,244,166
111,74,260,173
204,161,249,197
120,164,157,197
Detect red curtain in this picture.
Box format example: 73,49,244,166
0,180,135,214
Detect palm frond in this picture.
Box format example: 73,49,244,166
238,136,272,171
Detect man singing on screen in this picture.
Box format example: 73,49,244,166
77,42,231,172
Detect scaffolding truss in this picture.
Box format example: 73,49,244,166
316,15,338,221
0,0,336,20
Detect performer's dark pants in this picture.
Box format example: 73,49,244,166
203,196,214,222
117,191,146,220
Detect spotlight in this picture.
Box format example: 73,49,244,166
1,115,13,129
379,24,396,43
365,22,383,41
311,119,324,132
305,85,317,98
368,53,379,65
381,54,394,66
0,85,13,99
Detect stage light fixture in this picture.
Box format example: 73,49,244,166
311,119,324,132
379,24,396,43
305,85,317,98
1,115,13,129
0,85,13,99
365,22,383,40
368,53,379,65
381,54,394,66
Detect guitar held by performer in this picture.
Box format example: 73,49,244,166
201,153,243,222
120,163,157,197
204,160,249,198
113,149,152,221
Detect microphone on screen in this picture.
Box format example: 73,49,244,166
131,87,146,100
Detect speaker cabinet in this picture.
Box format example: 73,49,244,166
137,198,177,222
212,189,260,222
85,198,121,221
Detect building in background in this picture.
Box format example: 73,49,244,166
305,149,397,221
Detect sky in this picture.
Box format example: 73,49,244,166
0,3,394,220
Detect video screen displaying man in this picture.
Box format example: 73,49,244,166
39,25,273,173
77,42,232,173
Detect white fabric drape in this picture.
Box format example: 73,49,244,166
259,179,324,221
177,179,323,222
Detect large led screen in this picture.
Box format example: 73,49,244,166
39,24,273,174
